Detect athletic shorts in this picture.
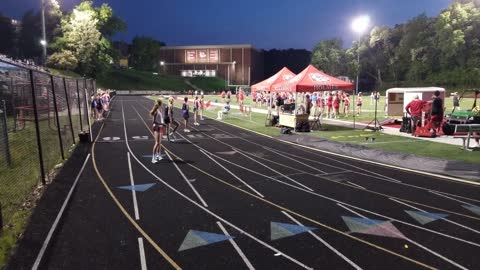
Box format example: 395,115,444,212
430,115,442,123
152,125,163,133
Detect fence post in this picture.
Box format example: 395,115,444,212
50,76,65,160
0,202,3,231
29,70,46,185
76,80,83,131
62,78,76,145
1,100,11,166
84,83,93,143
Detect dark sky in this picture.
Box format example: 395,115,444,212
1,0,451,50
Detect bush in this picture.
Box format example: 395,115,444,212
47,50,78,71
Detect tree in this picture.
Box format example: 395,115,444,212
0,13,15,55
130,36,165,71
51,1,124,77
311,38,347,76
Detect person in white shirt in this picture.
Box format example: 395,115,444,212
150,99,165,163
217,101,231,120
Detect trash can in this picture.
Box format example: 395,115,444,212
78,131,90,143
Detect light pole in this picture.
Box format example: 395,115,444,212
41,0,47,66
160,61,165,74
351,15,370,129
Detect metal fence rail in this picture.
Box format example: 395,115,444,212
0,59,95,230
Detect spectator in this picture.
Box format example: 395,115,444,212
430,90,444,136
405,94,425,135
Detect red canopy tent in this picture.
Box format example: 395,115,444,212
251,67,296,92
271,65,354,92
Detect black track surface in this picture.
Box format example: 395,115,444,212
27,96,480,269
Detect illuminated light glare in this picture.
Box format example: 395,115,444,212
40,40,47,46
352,15,370,34
160,61,165,66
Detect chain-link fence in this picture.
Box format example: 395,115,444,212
0,59,95,230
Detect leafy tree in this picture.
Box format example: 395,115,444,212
0,13,15,55
130,36,165,71
51,1,124,77
262,49,311,77
311,38,347,76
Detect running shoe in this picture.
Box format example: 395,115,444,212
151,158,158,164
184,129,191,133
169,132,174,137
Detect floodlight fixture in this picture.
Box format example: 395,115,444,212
352,15,370,34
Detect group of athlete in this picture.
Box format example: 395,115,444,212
91,90,111,121
149,95,205,163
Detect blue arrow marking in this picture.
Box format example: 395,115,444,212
118,183,156,192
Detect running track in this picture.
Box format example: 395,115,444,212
38,96,480,270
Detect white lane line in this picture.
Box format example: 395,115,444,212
432,190,480,204
281,211,363,270
234,149,315,192
128,152,140,220
270,172,308,179
346,182,366,190
429,191,474,206
165,151,209,208
316,171,353,177
389,198,480,235
269,147,401,184
32,154,91,270
338,204,470,270
337,203,369,219
138,237,147,270
216,221,255,270
126,103,313,270
261,146,327,174
200,149,265,198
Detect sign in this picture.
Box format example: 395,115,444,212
209,50,219,63
181,70,216,78
186,50,196,63
197,50,208,63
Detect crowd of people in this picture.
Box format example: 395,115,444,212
252,90,373,119
0,54,46,72
90,89,112,121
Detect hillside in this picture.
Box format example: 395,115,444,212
97,69,227,91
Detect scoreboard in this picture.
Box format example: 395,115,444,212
186,49,219,63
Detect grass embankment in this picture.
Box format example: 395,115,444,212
154,95,480,164
97,69,227,91
0,114,79,268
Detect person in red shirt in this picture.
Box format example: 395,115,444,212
343,94,350,117
333,92,341,118
405,94,426,135
239,90,244,106
326,92,333,118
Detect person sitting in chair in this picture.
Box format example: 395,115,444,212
217,101,231,120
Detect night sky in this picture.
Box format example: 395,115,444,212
1,0,451,50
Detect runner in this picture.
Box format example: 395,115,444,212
150,99,165,163
193,95,200,126
343,94,350,117
333,92,340,119
182,97,191,132
326,92,333,118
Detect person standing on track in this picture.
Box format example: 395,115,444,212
199,94,205,120
193,95,200,126
150,99,165,163
167,97,180,140
430,90,444,137
182,97,191,132
356,92,363,116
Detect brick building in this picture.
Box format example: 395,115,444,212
158,44,263,86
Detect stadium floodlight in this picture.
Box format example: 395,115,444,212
40,39,47,46
160,61,165,66
352,15,370,34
